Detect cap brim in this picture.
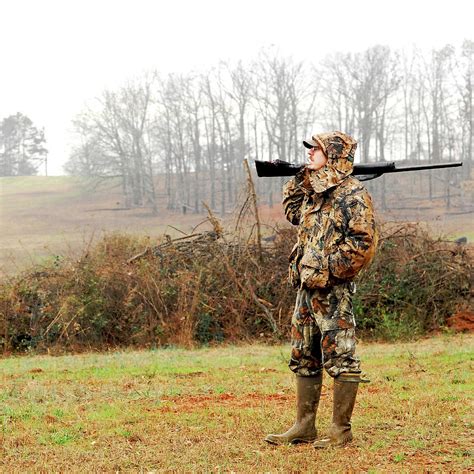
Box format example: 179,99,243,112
303,138,318,149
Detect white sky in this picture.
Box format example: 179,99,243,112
1,0,473,175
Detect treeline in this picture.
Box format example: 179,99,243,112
66,42,473,214
0,113,48,177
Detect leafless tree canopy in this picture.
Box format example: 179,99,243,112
65,43,473,214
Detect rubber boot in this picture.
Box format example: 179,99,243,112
265,373,322,445
313,372,360,448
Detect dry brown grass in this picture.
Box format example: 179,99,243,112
0,176,208,275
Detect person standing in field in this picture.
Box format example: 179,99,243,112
265,131,378,448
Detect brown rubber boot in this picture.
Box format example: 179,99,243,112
265,373,322,445
313,372,361,448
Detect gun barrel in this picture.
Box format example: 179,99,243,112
353,162,396,175
385,162,463,173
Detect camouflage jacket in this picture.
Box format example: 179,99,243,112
283,131,378,289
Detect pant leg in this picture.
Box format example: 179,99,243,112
309,283,361,378
288,288,323,377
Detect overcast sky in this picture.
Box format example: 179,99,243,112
1,0,473,175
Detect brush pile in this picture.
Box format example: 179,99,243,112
354,222,472,339
0,219,471,353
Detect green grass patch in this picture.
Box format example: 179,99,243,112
46,429,78,446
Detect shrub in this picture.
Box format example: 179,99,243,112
0,222,470,353
354,223,471,339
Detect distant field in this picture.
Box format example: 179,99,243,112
1,176,473,275
0,176,214,274
0,335,472,471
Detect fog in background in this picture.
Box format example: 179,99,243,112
1,0,473,272
1,0,473,175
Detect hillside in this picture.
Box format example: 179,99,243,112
1,175,473,275
0,176,205,274
0,176,281,274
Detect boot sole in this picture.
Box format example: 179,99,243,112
313,434,353,449
264,436,317,445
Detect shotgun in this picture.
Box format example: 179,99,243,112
254,159,463,181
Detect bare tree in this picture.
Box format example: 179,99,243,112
253,48,317,206
457,40,473,178
323,46,400,163
67,76,157,211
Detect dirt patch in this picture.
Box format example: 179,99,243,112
366,385,391,394
446,310,474,332
159,392,292,413
29,368,44,373
158,384,389,414
172,371,205,378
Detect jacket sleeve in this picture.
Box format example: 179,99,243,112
329,188,378,280
282,171,310,226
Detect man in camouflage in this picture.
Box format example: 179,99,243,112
265,131,378,448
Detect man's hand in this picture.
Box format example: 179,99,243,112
295,166,313,190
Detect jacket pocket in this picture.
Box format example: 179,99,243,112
299,251,329,289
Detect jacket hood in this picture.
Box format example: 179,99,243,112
308,131,358,193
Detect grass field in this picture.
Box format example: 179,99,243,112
0,176,206,275
2,175,473,276
0,334,472,472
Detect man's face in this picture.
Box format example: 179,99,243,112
307,146,328,171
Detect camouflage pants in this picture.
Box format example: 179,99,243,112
289,282,361,378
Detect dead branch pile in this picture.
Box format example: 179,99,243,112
0,220,471,353
0,217,295,353
353,222,472,339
